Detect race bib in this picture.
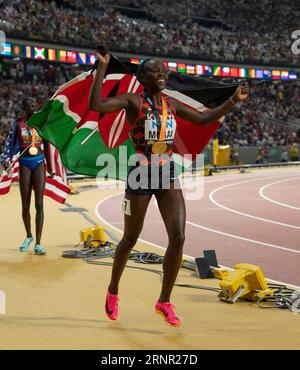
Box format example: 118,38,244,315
122,198,131,216
144,111,176,141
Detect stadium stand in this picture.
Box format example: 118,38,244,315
0,0,299,66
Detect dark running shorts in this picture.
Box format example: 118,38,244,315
125,160,180,196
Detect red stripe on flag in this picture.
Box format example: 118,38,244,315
0,175,13,195
46,176,70,192
0,158,19,194
99,74,143,149
1,149,70,203
45,176,70,204
44,189,67,204
173,105,221,159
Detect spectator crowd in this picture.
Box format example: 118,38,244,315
217,79,300,148
0,58,89,151
0,0,299,66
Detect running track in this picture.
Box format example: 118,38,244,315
96,168,300,287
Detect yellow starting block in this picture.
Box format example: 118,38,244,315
211,267,229,280
80,226,106,248
218,264,275,303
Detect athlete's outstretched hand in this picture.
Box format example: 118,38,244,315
95,52,111,66
232,81,249,103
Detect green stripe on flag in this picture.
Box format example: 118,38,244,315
60,128,135,178
28,100,136,179
28,100,78,150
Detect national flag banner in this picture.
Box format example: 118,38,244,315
48,48,57,61
230,68,239,77
249,69,256,79
255,69,264,79
263,70,272,79
272,70,281,80
204,66,212,76
44,175,70,203
281,71,289,80
213,66,221,76
177,63,186,73
221,67,231,77
24,45,33,58
186,65,195,75
34,47,46,60
67,51,77,63
28,53,238,180
88,54,96,65
0,157,19,195
239,68,248,78
78,52,87,64
0,147,70,203
130,58,140,65
289,72,297,80
44,142,70,203
196,65,203,76
168,62,177,72
58,50,67,62
1,43,11,56
13,45,22,57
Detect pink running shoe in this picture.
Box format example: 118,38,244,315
105,290,119,321
155,302,181,327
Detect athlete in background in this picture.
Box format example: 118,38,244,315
1,97,50,255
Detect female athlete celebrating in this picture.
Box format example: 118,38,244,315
1,97,48,255
89,53,249,326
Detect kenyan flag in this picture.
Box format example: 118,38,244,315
28,54,238,180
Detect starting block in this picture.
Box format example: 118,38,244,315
218,263,275,303
182,250,228,279
80,226,106,248
195,250,228,280
183,251,276,304
195,250,219,278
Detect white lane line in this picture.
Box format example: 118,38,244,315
94,193,300,290
201,170,300,186
185,220,300,255
259,177,300,211
209,176,300,230
202,171,300,189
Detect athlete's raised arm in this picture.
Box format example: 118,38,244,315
88,52,137,114
170,82,249,126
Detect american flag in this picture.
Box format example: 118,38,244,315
0,145,70,203
44,143,70,203
0,156,19,195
